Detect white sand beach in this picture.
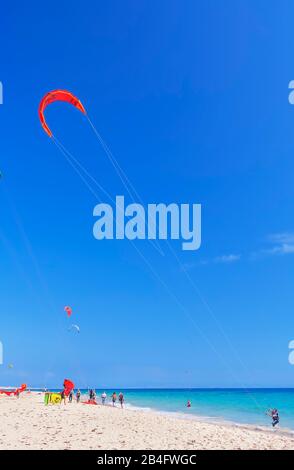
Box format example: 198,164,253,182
0,392,293,450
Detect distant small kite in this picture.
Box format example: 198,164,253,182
64,306,72,318
69,324,80,334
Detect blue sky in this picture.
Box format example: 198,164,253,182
1,0,294,388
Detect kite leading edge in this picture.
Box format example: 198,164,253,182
38,89,86,137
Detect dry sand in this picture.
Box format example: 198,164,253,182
0,392,293,450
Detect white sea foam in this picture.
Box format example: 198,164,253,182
123,401,294,437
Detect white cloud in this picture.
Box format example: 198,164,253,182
266,232,294,255
267,232,294,245
186,231,294,268
180,253,241,271
213,254,241,264
199,253,241,266
264,244,294,255
254,232,294,258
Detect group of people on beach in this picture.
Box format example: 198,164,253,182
92,390,125,408
56,388,281,429
62,389,125,408
100,391,124,408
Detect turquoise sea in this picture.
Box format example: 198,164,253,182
48,388,294,431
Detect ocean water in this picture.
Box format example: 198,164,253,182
49,388,294,431
116,389,294,430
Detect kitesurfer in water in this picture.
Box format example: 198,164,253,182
267,408,279,427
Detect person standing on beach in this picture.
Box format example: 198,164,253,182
76,389,81,403
118,392,124,408
61,389,66,405
68,390,73,403
111,392,117,406
101,391,107,405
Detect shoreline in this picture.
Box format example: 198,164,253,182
123,402,294,439
31,388,294,433
33,387,294,433
0,392,294,449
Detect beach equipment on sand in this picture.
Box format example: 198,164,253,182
44,392,62,405
0,383,26,397
83,399,97,405
39,90,86,138
44,379,75,405
63,379,75,396
44,380,75,405
64,306,72,318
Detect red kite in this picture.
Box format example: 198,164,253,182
39,90,86,137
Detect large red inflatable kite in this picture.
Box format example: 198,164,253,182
63,379,74,397
38,90,86,138
0,384,27,397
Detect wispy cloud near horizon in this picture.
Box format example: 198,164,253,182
183,231,294,272
253,232,294,258
199,253,241,266
180,253,241,271
213,254,241,264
